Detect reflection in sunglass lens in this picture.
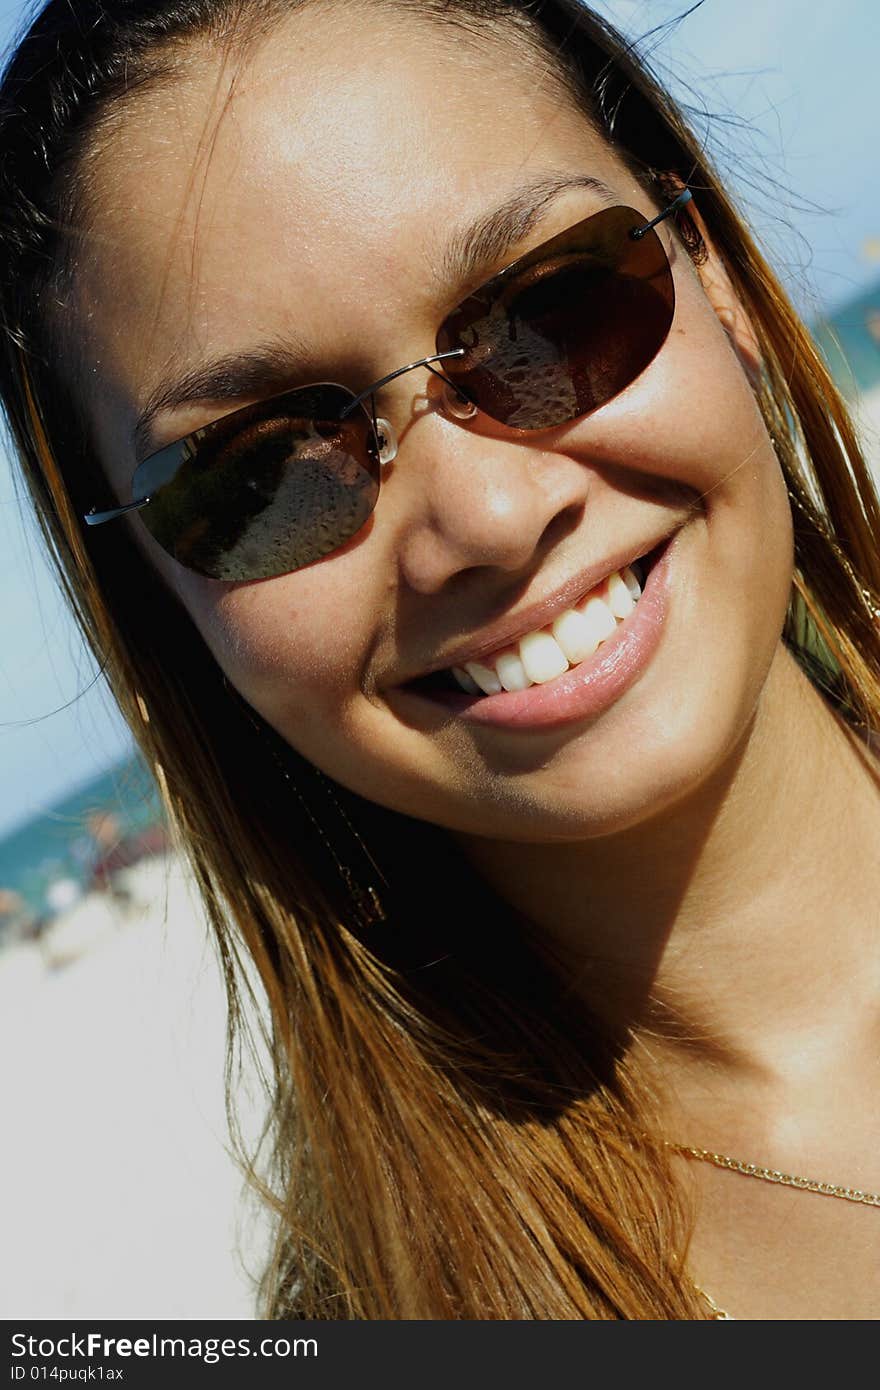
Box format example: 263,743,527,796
133,384,380,581
436,205,675,430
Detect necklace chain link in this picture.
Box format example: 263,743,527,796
670,1143,880,1207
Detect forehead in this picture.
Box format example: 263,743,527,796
74,3,634,467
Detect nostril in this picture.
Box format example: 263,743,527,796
538,498,586,554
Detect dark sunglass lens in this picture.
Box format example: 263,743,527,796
437,205,675,430
133,385,379,580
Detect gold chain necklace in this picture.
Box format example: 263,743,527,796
670,1143,880,1207
668,1143,880,1320
693,1284,733,1320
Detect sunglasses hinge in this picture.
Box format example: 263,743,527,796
630,187,693,241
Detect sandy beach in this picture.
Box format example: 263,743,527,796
0,850,274,1320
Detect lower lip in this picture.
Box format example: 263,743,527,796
402,529,680,731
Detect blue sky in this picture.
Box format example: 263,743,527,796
1,0,879,838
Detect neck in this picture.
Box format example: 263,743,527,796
457,645,880,1113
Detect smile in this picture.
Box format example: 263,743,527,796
449,562,644,695
398,527,682,731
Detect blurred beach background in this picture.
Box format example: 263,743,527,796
1,0,879,1320
0,751,274,1319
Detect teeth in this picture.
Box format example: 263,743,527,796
552,595,617,664
519,631,570,685
622,564,642,600
605,571,636,619
463,661,503,695
443,560,648,699
495,649,531,692
452,665,481,694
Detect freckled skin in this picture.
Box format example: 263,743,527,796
77,3,792,842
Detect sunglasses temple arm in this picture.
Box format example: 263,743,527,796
630,187,692,240
83,497,151,526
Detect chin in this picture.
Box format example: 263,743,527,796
428,679,757,844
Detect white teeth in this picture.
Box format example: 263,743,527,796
552,595,617,664
605,571,636,619
622,564,642,600
518,631,570,685
495,649,531,692
452,665,481,694
463,661,503,695
550,607,598,665
442,562,646,699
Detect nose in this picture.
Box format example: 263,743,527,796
391,406,590,595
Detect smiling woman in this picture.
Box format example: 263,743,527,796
2,0,880,1321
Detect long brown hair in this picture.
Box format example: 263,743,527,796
2,0,879,1319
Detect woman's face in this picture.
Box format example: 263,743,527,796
76,3,793,842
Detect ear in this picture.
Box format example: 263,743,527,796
683,198,764,388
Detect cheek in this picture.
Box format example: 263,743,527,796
168,562,373,730
654,278,769,476
557,262,786,558
669,281,793,577
656,295,794,651
636,273,791,583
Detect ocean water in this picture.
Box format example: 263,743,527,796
0,750,165,919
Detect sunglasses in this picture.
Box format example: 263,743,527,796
84,189,691,581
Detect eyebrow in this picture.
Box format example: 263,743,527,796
437,172,617,288
132,340,312,463
132,171,617,461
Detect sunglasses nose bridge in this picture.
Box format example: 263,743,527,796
344,349,471,464
342,349,467,415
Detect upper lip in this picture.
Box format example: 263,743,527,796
401,527,680,682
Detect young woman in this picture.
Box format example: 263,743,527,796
2,0,879,1320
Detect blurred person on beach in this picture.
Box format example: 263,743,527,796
85,807,169,903
1,0,879,1322
0,886,39,943
0,886,25,922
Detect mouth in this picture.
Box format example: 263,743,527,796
403,535,670,705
